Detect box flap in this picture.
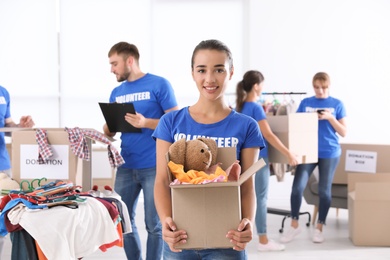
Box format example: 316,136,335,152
348,191,356,200
215,147,237,171
238,158,266,185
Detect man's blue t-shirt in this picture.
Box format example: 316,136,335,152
0,85,11,170
109,73,177,169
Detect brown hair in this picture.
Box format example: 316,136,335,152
312,72,330,86
108,42,140,64
235,70,264,112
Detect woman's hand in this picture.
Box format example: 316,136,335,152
317,109,332,120
226,218,253,251
162,217,188,252
287,152,299,166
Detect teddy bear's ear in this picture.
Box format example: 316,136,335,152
168,138,186,166
197,138,218,165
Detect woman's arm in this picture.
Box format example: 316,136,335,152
240,147,259,223
226,147,259,251
329,116,347,137
319,111,347,137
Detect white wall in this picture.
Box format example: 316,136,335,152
1,0,389,144
248,0,390,144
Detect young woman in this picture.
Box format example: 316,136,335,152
235,70,298,251
152,40,265,259
280,72,347,244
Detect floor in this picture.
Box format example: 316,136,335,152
2,174,390,260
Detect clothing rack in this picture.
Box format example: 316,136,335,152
261,92,306,95
225,92,307,96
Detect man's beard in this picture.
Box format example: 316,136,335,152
117,69,131,82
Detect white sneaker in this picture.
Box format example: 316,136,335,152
257,239,286,252
280,227,301,243
312,229,325,243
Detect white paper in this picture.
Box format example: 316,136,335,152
345,150,377,173
20,144,69,179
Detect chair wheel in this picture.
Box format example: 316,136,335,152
306,223,310,227
279,229,283,233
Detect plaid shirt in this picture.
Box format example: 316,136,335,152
35,129,53,164
35,128,124,168
65,127,125,168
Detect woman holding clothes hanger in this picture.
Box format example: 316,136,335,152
235,70,298,252
153,40,265,259
280,72,347,244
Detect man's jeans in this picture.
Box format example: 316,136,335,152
115,167,162,260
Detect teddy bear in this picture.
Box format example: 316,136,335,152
168,137,240,183
0,172,20,195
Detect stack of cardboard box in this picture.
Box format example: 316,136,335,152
348,173,390,246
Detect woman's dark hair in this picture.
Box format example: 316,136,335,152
235,70,264,112
191,39,233,71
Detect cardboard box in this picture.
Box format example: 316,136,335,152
348,173,390,246
91,145,116,188
6,143,11,161
10,128,92,191
333,143,390,184
169,147,265,249
2,128,115,192
267,113,318,164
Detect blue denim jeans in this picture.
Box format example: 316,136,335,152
290,157,340,224
115,167,162,260
162,242,247,260
255,157,269,235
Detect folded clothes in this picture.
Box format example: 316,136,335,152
168,161,227,185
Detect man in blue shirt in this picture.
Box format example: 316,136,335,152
103,42,178,260
0,84,35,257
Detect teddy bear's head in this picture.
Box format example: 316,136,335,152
168,137,218,172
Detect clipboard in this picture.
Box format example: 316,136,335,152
99,102,142,133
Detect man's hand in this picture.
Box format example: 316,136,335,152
19,116,35,128
125,112,146,128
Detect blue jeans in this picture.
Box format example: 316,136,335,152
162,242,247,260
255,158,269,235
115,167,162,260
290,157,340,224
